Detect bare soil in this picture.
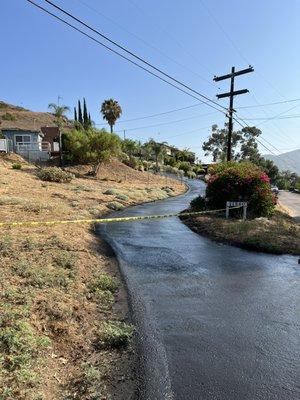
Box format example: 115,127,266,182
0,154,185,399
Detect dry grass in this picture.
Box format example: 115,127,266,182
182,210,300,255
0,154,185,399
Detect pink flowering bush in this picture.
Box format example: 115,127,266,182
206,162,275,217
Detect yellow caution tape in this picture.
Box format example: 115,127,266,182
0,207,243,229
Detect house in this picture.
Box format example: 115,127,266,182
2,128,50,161
41,126,60,154
160,143,180,157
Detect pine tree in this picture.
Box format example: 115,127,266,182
74,107,77,122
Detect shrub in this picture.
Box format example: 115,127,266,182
63,128,121,174
163,165,180,175
178,161,192,175
103,188,119,195
186,170,196,179
161,186,174,195
116,194,129,201
206,162,275,217
123,155,138,169
190,195,207,211
37,167,74,183
106,201,124,211
95,321,134,349
12,163,22,170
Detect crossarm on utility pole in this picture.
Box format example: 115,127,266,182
213,65,254,161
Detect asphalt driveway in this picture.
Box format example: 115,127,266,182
98,180,299,400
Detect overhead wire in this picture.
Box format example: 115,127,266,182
40,0,228,114
74,0,216,86
126,0,215,78
26,0,229,117
233,116,298,171
111,111,218,133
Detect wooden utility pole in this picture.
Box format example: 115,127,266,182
214,65,254,161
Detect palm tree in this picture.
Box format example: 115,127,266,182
48,102,70,166
122,139,138,157
148,139,167,172
100,99,122,133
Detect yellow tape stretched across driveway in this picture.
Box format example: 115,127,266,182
0,207,243,229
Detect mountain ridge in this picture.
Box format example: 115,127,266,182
264,149,300,175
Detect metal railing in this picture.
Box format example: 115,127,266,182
15,141,51,152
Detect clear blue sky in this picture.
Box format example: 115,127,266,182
1,0,300,162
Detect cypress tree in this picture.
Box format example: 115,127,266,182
74,106,77,122
88,112,91,126
78,100,83,125
83,98,88,129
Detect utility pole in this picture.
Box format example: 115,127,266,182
123,130,126,140
214,65,254,161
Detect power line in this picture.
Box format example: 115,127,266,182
40,0,228,115
101,97,300,126
240,95,299,149
163,126,211,140
199,0,287,100
237,97,300,109
74,0,215,87
240,114,300,121
233,116,299,171
127,0,215,78
243,103,300,127
111,111,217,132
98,102,202,125
26,0,228,115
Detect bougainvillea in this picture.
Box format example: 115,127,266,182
206,162,275,217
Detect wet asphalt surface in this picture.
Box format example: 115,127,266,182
97,180,299,400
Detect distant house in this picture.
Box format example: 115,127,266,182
2,128,50,161
160,143,179,157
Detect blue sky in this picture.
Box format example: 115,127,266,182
1,0,300,162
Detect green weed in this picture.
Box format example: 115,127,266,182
53,251,77,270
95,321,134,349
89,275,118,293
0,235,12,256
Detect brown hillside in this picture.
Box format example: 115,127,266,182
0,154,185,399
0,100,73,132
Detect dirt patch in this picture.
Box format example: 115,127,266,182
0,154,185,399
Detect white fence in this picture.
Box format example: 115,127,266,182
1,140,51,162
0,139,8,152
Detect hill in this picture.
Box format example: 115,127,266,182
0,100,73,131
264,149,300,175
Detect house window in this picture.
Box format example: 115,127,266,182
15,135,31,143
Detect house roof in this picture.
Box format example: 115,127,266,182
2,127,41,133
2,128,44,138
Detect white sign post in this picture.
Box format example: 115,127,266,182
226,201,248,220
